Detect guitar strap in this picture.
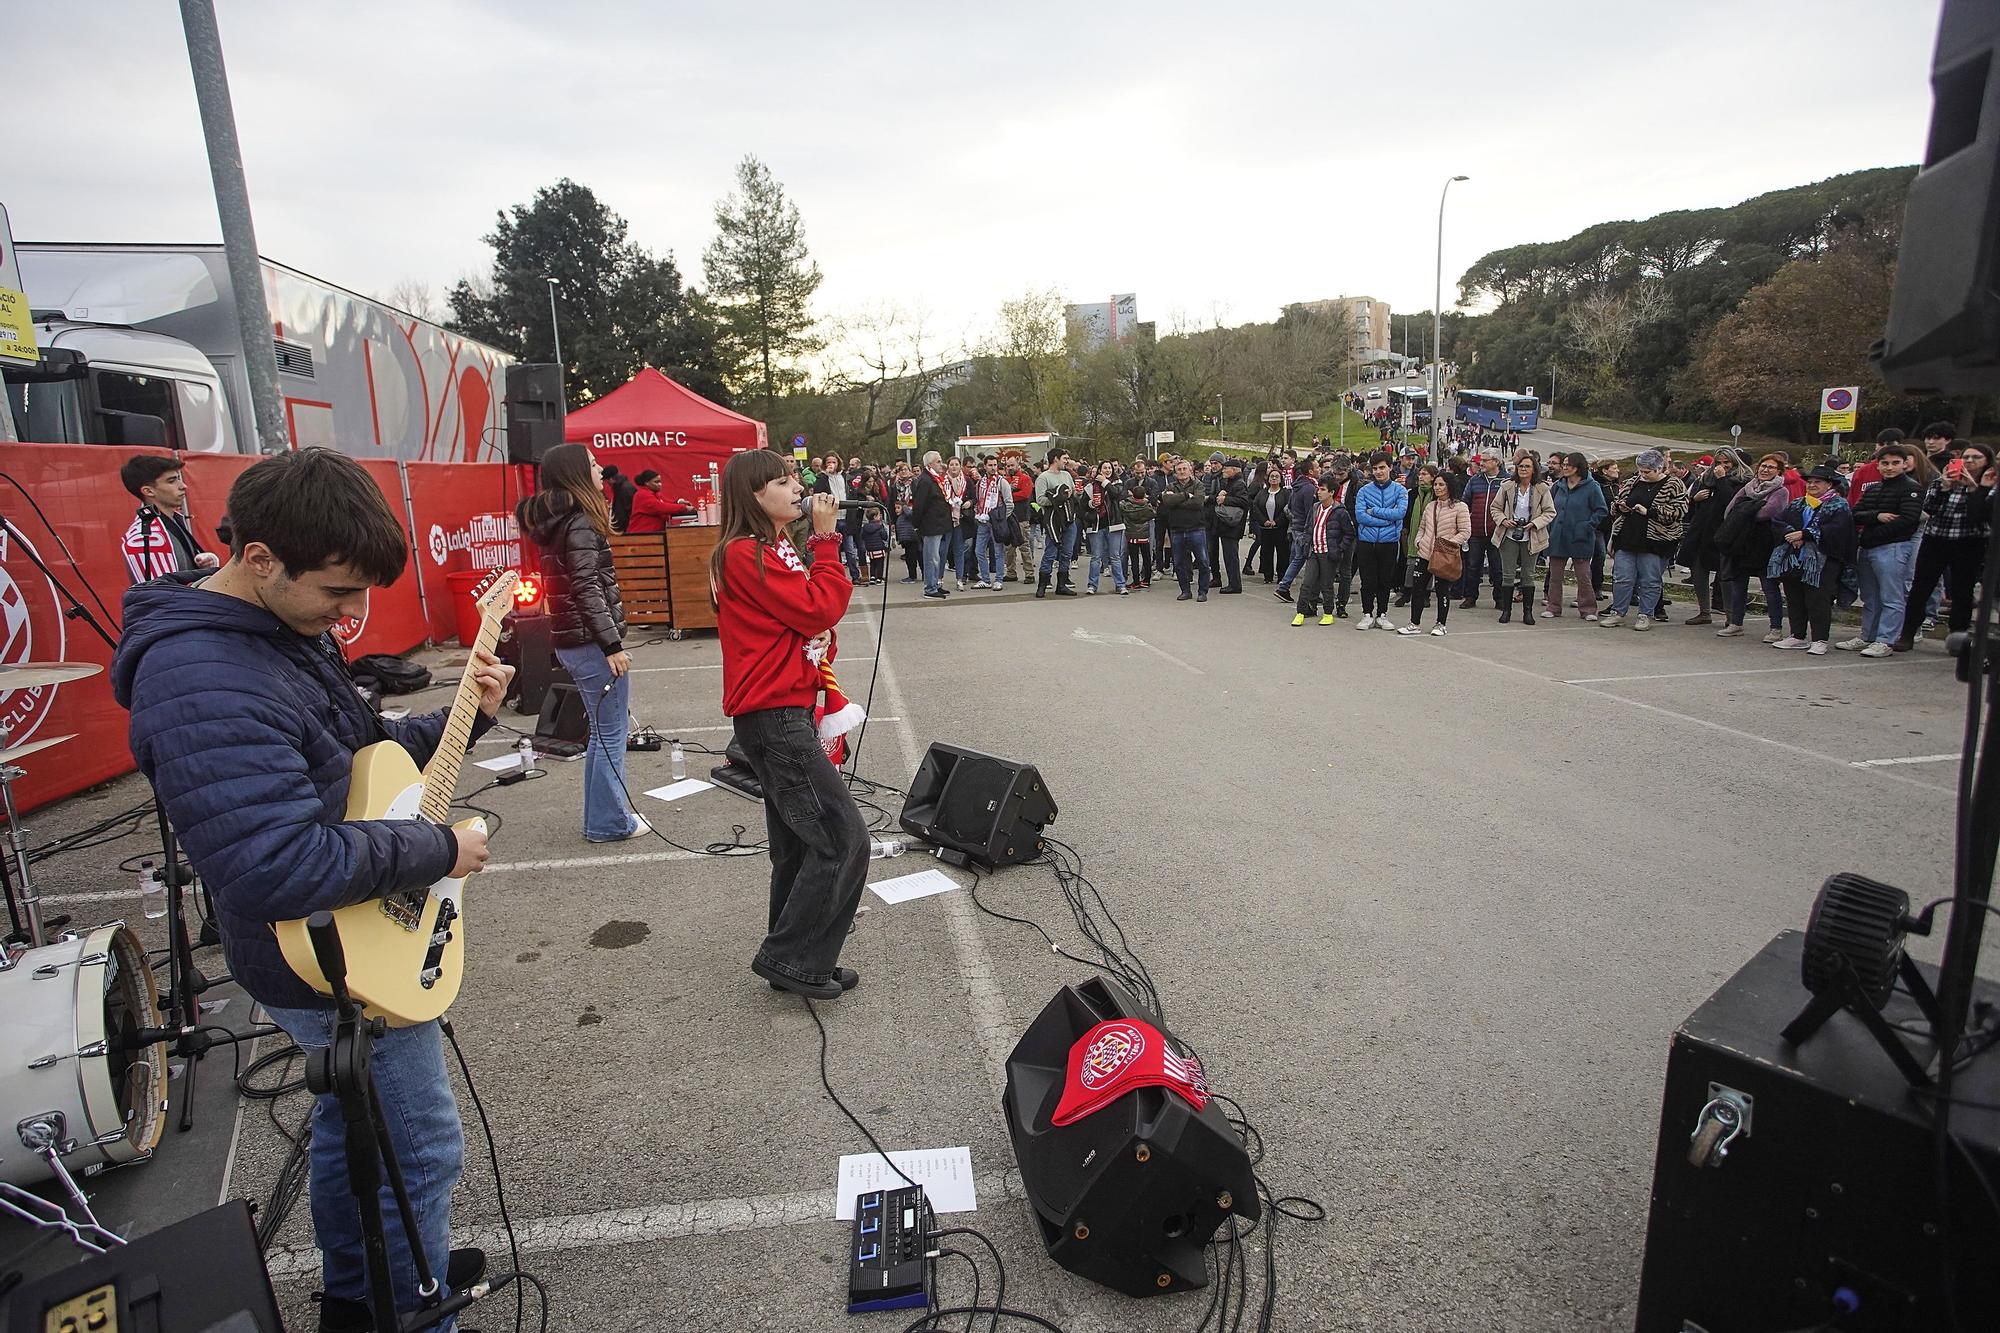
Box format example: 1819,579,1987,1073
307,630,395,747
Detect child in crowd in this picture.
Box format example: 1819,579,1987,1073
860,507,891,585
1120,486,1156,588
1292,474,1356,626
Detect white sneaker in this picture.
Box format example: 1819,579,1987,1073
1355,615,1375,630
1761,629,1786,644
1834,636,1867,651
1807,641,1830,655
1375,617,1397,631
1772,635,1808,650
1715,624,1744,637
1860,641,1894,658
1084,587,1096,595
1583,613,1599,623
1430,624,1448,636
1632,615,1652,631
1396,625,1422,636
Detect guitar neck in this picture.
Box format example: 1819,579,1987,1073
418,612,506,823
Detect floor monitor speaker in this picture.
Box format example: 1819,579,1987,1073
1002,977,1258,1298
898,742,1055,867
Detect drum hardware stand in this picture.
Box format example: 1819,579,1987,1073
0,1178,125,1258
301,911,471,1333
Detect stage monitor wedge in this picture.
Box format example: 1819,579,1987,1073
898,742,1055,867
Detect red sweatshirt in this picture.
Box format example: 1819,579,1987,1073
718,532,853,716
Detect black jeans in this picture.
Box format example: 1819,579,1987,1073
732,707,869,985
1406,565,1451,626
1463,535,1503,602
1214,531,1243,590
1906,534,1983,635
1126,540,1152,585
1356,540,1400,616
1782,568,1839,644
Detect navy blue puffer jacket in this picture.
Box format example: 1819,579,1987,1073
112,575,483,1010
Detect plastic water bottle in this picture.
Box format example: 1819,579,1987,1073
869,838,905,859
139,860,166,920
516,735,536,773
670,741,687,782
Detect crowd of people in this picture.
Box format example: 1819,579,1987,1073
798,420,1988,654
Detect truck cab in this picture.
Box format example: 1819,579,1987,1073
3,321,236,451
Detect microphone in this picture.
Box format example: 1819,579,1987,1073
798,495,876,515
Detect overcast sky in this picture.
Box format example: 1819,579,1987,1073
8,1,1940,362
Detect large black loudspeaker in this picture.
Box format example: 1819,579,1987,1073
1003,978,1259,1298
1634,931,2000,1329
498,608,561,715
534,681,591,756
897,743,1055,867
1875,0,2000,395
504,362,566,464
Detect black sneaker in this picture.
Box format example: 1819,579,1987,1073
1177,590,1193,601
772,967,859,992
315,1251,487,1332
753,960,843,999
1274,588,1291,601
1197,592,1208,602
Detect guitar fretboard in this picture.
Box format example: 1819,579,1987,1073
419,605,507,823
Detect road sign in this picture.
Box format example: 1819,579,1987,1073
791,433,808,448
1259,411,1313,422
895,418,917,450
1819,386,1859,435
0,203,39,368
1730,425,1743,439
1153,430,1175,444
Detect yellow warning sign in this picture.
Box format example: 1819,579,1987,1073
1818,385,1858,435
0,286,36,363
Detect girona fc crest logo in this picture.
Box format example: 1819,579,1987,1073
0,529,68,746
1078,1022,1146,1091
332,612,368,647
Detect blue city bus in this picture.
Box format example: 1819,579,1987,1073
1455,389,1541,430
1387,385,1431,425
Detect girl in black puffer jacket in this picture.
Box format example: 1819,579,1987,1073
517,444,643,842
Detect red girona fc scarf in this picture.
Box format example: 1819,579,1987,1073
1050,1018,1209,1126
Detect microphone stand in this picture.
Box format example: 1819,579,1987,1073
301,912,470,1333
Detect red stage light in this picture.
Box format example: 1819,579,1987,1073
513,574,542,606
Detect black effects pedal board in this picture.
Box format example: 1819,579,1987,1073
846,1185,933,1313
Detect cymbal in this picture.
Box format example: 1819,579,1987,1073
0,662,103,690
0,734,74,765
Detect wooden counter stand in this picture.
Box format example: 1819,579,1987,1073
608,524,720,632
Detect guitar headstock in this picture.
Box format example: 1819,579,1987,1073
472,569,521,617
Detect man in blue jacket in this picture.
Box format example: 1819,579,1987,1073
111,448,511,1333
1353,455,1410,630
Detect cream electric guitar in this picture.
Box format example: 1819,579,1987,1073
275,569,518,1025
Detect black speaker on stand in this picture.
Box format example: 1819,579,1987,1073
1002,977,1259,1298
898,742,1055,867
498,607,562,716
504,362,565,465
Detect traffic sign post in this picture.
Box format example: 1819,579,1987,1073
1260,409,1313,452
895,418,917,463
1819,386,1858,457
0,203,37,443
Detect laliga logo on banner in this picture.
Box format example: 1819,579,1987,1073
0,527,69,746
428,516,520,571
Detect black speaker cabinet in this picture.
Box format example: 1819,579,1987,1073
504,362,566,463
898,742,1055,867
1877,0,2000,395
499,608,564,715
6,1201,283,1331
534,680,591,756
1002,977,1259,1298
1635,929,2000,1331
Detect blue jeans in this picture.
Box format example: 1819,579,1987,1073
976,523,1005,584
946,526,971,582
1039,521,1077,581
731,707,868,985
921,534,947,593
1610,551,1665,617
1170,529,1210,594
1279,526,1310,591
554,644,638,840
1087,528,1127,591
264,1006,462,1325
1857,537,1919,644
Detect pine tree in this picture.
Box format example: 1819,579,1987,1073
703,156,823,419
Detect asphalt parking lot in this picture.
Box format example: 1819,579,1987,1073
12,567,1985,1332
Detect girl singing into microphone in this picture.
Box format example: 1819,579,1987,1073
711,450,869,1000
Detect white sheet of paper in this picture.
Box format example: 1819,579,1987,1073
642,778,714,802
472,752,523,772
834,1147,977,1219
867,868,960,905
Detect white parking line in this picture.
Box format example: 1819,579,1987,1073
1565,660,1931,684
1850,753,1960,769
261,1171,1028,1280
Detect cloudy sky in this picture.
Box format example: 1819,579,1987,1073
9,1,1939,361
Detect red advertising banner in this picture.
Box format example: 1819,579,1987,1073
0,445,521,812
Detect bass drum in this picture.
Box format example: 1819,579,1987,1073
0,924,167,1187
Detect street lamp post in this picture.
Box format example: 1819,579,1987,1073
1432,175,1468,461
545,276,563,375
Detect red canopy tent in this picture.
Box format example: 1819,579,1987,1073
563,368,768,507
